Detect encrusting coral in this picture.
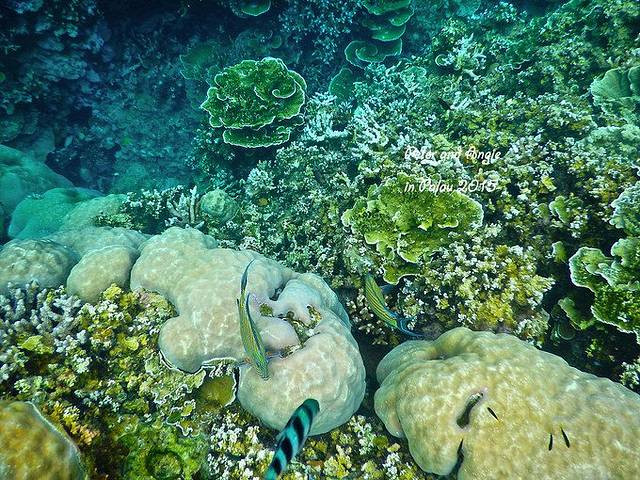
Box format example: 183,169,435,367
375,327,640,479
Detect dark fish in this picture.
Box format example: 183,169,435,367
238,260,270,380
487,407,499,420
264,398,319,480
363,274,424,338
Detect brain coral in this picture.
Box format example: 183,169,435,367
129,227,365,433
374,327,640,479
0,401,85,479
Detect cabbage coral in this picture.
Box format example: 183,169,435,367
342,173,484,284
345,0,415,68
200,57,306,148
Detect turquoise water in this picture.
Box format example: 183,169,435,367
0,0,639,478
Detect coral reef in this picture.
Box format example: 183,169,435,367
0,283,216,478
375,327,640,478
0,240,78,295
342,172,484,284
201,57,307,148
0,145,72,227
205,405,430,479
8,187,100,239
345,0,415,68
0,226,147,301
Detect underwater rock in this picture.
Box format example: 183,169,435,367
375,327,640,479
129,227,365,433
0,400,85,480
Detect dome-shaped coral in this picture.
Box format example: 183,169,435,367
0,401,85,480
375,327,640,478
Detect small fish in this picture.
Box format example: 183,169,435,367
238,260,270,380
265,398,320,480
363,274,424,338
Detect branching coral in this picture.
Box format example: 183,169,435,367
204,405,429,480
0,284,220,478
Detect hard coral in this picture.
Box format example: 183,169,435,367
375,327,640,479
201,57,307,148
345,0,415,69
130,227,366,433
0,400,85,480
342,173,484,284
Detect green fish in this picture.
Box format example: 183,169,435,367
363,274,424,338
264,398,320,480
238,260,270,380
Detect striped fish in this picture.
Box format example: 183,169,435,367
238,260,270,380
265,398,320,480
363,274,424,338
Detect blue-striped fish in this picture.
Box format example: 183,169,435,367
264,398,320,480
363,274,424,338
238,260,270,380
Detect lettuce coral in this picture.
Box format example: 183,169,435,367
564,182,640,339
200,57,306,148
375,327,640,478
345,0,414,68
342,173,484,284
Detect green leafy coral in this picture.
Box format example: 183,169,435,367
228,0,271,17
565,182,640,339
342,173,484,284
200,57,307,148
345,0,415,68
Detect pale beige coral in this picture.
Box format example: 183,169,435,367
374,327,640,479
0,227,147,302
66,245,139,303
238,273,365,435
0,401,85,480
0,239,77,295
129,227,365,433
